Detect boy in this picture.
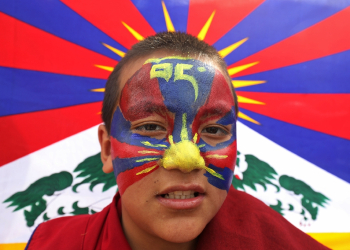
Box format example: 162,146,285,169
26,32,328,249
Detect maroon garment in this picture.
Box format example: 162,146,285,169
26,187,329,250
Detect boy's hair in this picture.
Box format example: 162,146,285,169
102,31,238,133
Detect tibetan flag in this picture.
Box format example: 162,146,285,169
0,1,349,249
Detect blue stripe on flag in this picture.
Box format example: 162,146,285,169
130,0,189,32
233,49,350,94
239,108,350,183
0,67,105,116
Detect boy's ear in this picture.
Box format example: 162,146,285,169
98,124,114,174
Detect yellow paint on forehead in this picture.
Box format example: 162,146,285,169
150,63,173,82
197,67,206,72
149,60,200,101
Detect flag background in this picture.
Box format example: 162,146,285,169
1,0,350,249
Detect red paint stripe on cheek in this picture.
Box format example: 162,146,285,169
201,140,237,170
117,163,159,194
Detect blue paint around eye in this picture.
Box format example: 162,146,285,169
216,107,236,126
198,138,236,153
110,107,132,139
112,155,162,178
199,108,237,153
204,164,233,192
110,107,169,149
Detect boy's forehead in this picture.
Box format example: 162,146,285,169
117,55,234,123
117,53,229,98
118,52,170,94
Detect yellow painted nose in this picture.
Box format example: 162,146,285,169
160,139,206,173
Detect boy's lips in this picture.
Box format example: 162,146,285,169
156,184,205,210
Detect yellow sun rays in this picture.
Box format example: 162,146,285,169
218,37,248,58
90,88,105,92
93,1,266,125
122,21,144,41
197,11,215,40
162,1,175,32
102,43,125,57
232,80,265,88
238,112,260,125
228,61,265,124
228,61,259,76
238,96,264,105
94,65,113,72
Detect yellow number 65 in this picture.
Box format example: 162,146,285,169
150,63,198,101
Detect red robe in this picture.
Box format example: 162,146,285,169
26,187,329,249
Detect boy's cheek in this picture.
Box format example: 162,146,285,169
110,134,166,194
201,139,237,192
202,141,237,170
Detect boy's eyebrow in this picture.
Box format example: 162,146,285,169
125,102,168,119
199,103,233,118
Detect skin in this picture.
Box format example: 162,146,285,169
98,51,235,250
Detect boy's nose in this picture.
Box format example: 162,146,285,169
159,139,206,173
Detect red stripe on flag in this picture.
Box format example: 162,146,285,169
0,12,117,79
0,102,103,167
237,92,350,140
187,0,264,45
61,0,155,49
229,6,350,77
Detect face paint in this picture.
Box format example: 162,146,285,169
110,57,237,194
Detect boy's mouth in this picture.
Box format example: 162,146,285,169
161,190,199,199
157,185,205,209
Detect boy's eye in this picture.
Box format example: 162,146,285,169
135,124,166,132
199,124,231,146
201,126,228,135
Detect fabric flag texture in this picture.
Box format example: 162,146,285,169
0,0,349,249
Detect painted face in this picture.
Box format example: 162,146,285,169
110,57,237,194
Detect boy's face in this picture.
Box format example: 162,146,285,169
110,53,236,243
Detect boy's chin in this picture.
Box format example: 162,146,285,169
152,217,206,244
